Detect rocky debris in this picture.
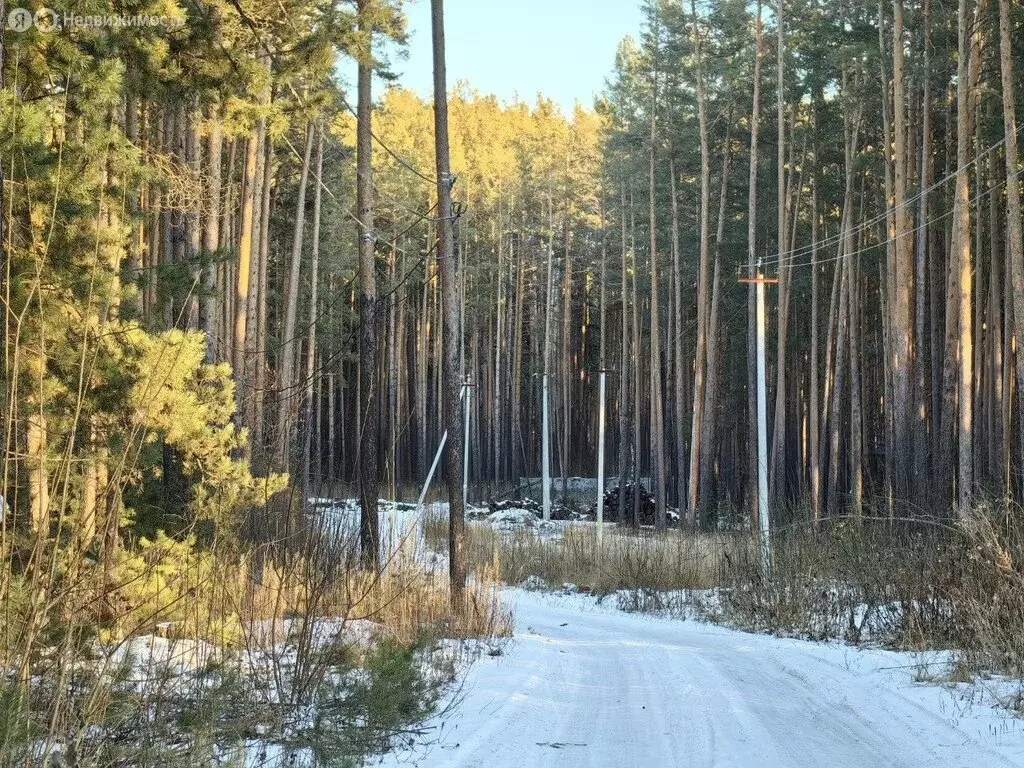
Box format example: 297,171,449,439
488,497,587,521
520,575,548,591
488,508,539,531
590,484,680,527
466,505,492,520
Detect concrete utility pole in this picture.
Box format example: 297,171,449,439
542,372,551,521
415,385,467,512
739,262,777,577
463,376,472,509
596,369,609,546
542,235,555,522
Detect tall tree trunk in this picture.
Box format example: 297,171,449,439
432,0,466,605
254,128,274,457
561,221,573,499
649,17,667,528
809,94,821,527
511,232,525,490
184,106,201,331
998,0,1024,483
670,158,686,512
890,0,915,506
688,0,711,528
699,129,733,523
302,126,324,501
850,228,864,517
357,0,380,569
914,0,933,501
954,0,985,515
233,131,259,416
274,122,315,473
493,203,504,490
828,195,853,515
618,184,633,524
770,0,788,513
747,0,764,534
202,104,223,364
630,195,643,526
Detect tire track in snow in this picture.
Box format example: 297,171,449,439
376,590,1024,768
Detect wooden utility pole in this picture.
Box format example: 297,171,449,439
431,0,466,607
740,264,777,576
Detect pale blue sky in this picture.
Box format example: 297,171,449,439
343,0,644,114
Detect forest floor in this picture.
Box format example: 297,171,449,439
375,588,1024,768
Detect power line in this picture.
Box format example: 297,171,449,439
340,98,438,187
784,172,1007,272
755,121,1024,270
224,0,437,248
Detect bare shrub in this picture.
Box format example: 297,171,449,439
953,503,1024,675
717,519,966,647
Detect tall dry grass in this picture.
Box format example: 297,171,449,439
424,507,747,595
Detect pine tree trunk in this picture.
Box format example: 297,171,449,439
233,131,259,414
670,159,685,512
274,122,315,472
618,184,633,524
688,0,711,528
914,0,933,501
432,0,466,605
185,105,201,331
850,234,864,517
770,0,788,514
561,221,573,500
746,0,763,533
649,36,667,528
202,104,223,363
630,194,643,526
699,129,733,522
953,0,985,515
357,1,380,568
809,95,821,527
302,126,324,501
511,234,525,490
998,0,1024,486
890,0,915,506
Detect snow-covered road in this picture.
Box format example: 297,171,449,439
379,589,1024,768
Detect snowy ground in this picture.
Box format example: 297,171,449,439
376,589,1024,768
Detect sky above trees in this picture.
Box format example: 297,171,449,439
339,0,644,113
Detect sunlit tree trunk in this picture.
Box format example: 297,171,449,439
746,0,763,534
357,0,380,568
998,0,1024,483
432,0,466,604
688,0,711,528
274,121,315,473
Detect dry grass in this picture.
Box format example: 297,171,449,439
714,519,967,646
241,547,511,646
425,507,748,595
952,504,1024,675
